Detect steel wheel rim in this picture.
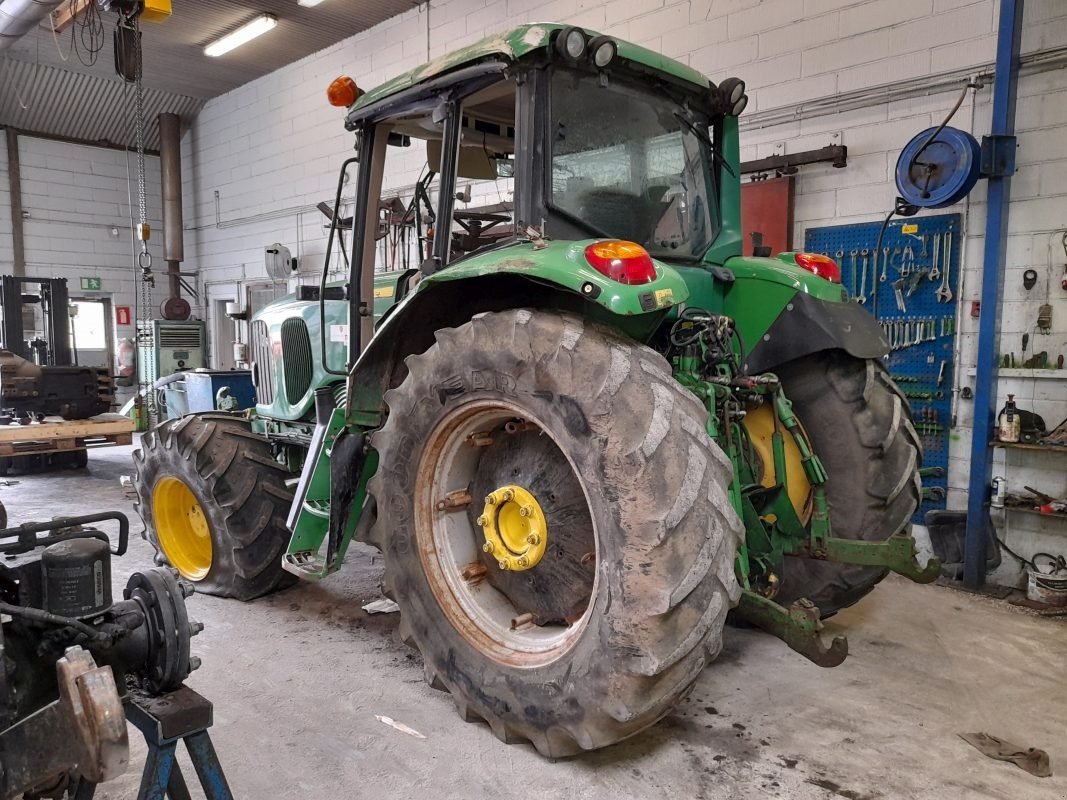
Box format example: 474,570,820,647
152,476,212,581
415,400,599,667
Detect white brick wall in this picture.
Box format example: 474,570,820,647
0,134,12,267
13,136,174,409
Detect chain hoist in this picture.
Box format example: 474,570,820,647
123,12,155,424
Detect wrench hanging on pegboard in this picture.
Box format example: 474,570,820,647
805,213,961,524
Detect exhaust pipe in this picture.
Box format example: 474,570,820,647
157,113,190,320
0,0,66,51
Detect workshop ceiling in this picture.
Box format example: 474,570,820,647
0,0,413,150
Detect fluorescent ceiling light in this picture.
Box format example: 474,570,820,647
204,14,277,57
298,0,328,6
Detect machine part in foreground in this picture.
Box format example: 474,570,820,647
366,310,743,757
132,413,296,599
0,349,112,421
0,512,201,798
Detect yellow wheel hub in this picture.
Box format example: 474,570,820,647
478,485,548,571
152,476,213,581
743,403,814,525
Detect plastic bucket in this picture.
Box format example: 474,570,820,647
1027,567,1067,607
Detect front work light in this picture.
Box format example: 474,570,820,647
588,35,617,68
556,26,587,60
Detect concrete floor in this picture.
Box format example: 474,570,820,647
4,441,1066,799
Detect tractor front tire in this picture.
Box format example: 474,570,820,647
774,351,922,616
366,310,742,757
133,414,296,600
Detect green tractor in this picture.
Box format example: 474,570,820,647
133,25,938,757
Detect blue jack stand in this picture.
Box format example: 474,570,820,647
76,685,233,800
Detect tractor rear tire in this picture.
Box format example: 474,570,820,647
773,351,922,616
366,310,742,757
132,414,297,601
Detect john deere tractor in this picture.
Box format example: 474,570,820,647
134,25,938,757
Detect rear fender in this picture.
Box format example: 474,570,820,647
720,255,887,373
346,242,689,414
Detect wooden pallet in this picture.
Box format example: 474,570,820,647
0,416,134,458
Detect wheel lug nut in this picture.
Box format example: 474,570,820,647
484,495,496,506
517,556,529,568
476,515,488,526
526,533,540,545
498,560,509,570
482,542,495,554
519,506,532,517
502,489,514,502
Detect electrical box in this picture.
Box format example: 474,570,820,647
142,0,172,23
137,320,207,387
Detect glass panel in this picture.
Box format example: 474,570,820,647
550,70,719,260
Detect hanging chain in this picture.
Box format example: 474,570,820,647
130,14,155,424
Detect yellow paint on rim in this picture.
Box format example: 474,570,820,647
478,485,548,571
743,403,814,525
152,476,212,580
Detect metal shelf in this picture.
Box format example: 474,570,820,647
995,506,1067,522
966,367,1066,379
993,442,1067,453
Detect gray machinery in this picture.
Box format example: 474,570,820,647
136,319,207,388
0,277,112,421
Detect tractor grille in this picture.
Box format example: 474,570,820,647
250,320,275,405
281,318,313,404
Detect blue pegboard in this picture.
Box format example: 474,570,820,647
805,213,960,523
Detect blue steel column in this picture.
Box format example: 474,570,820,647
964,0,1024,589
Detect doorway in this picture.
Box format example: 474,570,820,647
70,297,114,371
212,298,238,370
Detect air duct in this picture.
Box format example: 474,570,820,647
0,0,65,51
157,112,190,320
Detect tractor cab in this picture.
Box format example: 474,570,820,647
321,24,748,360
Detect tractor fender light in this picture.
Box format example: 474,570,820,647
794,252,841,284
718,77,749,117
584,241,657,285
555,26,587,60
327,76,362,107
588,35,617,68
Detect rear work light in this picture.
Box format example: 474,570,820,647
794,252,841,284
584,241,657,285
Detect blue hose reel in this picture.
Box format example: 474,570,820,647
895,126,982,209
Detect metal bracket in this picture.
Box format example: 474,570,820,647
980,134,1017,178
735,591,848,668
800,531,941,583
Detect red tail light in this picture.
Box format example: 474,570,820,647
584,241,657,285
794,253,841,283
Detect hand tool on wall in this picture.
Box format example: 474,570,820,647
849,250,858,300
936,231,953,303
858,249,869,303
881,246,890,282
893,278,907,312
930,232,941,281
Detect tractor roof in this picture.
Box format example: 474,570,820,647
351,23,711,112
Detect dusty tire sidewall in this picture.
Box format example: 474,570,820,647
380,372,618,722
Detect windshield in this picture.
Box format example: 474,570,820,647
548,69,720,261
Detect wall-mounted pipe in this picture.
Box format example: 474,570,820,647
0,0,65,51
158,112,184,301
4,128,24,277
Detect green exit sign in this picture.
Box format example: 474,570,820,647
80,277,102,290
